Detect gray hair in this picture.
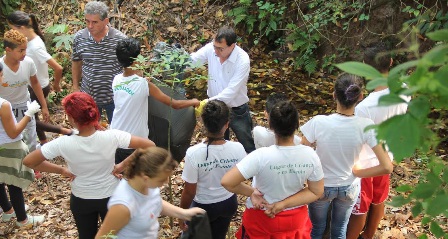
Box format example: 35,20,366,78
84,1,109,20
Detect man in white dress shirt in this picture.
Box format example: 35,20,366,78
191,26,255,153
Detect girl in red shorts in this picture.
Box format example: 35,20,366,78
222,100,324,239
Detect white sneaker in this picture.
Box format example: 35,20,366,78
1,204,30,222
16,214,45,228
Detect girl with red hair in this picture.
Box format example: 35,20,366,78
23,92,156,239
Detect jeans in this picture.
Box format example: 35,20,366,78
226,103,255,153
97,101,115,124
309,181,360,239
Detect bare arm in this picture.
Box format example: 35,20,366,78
264,179,324,217
47,58,63,92
221,166,254,197
179,182,197,231
114,136,156,174
71,60,82,92
161,200,205,220
29,75,49,122
148,81,200,109
352,144,393,178
300,136,312,147
95,204,130,239
23,149,75,180
0,102,31,139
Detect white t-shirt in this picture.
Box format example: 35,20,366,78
300,114,377,187
190,42,250,107
27,37,52,88
108,179,162,239
0,56,37,105
237,145,324,209
110,74,149,139
0,98,22,144
182,141,246,204
41,129,131,199
355,88,409,168
253,126,301,149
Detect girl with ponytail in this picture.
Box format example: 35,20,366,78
23,92,155,239
7,10,73,145
299,73,393,238
222,100,324,239
179,100,247,239
96,147,205,239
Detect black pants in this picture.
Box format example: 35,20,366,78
191,194,238,239
70,194,109,239
29,85,63,141
0,184,27,221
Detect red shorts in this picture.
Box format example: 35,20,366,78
352,175,390,214
236,206,311,239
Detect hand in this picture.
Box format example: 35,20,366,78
60,167,76,181
182,207,206,221
24,101,41,117
52,83,61,92
250,188,269,209
191,98,200,107
112,163,125,179
41,107,50,122
264,201,286,218
178,219,188,231
194,99,208,117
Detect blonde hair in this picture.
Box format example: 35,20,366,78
4,29,27,49
124,147,177,179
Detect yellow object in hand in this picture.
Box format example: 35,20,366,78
195,99,208,117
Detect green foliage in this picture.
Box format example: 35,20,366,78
336,28,448,236
1,0,31,16
403,2,448,35
227,0,368,74
227,0,285,45
45,24,74,51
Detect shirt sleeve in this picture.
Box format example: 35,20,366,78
190,43,211,67
363,119,378,148
300,117,318,143
41,138,63,160
110,129,132,148
29,60,37,77
182,149,198,184
71,32,82,61
34,47,52,64
236,150,261,180
355,104,369,118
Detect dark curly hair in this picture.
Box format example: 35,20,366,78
116,38,141,68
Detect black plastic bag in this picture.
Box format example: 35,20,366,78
180,213,212,239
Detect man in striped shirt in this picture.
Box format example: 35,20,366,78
71,1,126,123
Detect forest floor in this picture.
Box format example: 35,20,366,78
0,0,446,238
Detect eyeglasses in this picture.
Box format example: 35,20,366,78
213,45,229,52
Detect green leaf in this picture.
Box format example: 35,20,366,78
426,29,448,41
418,234,428,239
378,94,407,106
426,193,448,217
388,60,418,82
395,184,413,192
335,62,383,80
430,221,445,238
377,114,420,161
421,217,431,225
388,195,411,207
412,201,423,217
422,44,448,65
366,78,388,91
412,183,437,199
408,96,430,122
442,169,448,183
